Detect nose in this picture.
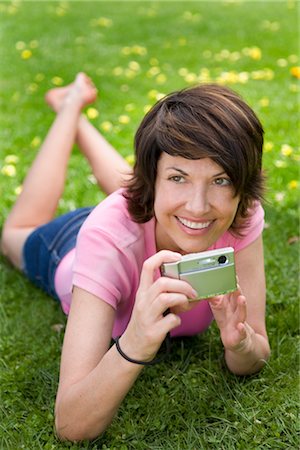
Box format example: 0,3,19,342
185,186,210,216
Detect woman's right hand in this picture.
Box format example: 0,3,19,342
120,250,198,362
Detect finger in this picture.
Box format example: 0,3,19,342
151,276,198,301
151,292,189,317
139,250,181,290
236,295,247,324
157,312,182,336
237,322,248,341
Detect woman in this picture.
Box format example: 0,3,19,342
1,73,270,441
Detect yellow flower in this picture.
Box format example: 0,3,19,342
5,155,19,164
143,104,152,114
156,74,167,84
113,67,123,76
148,89,164,101
274,160,287,168
94,17,113,27
100,121,113,132
264,142,274,152
30,40,39,49
86,108,99,120
280,144,293,157
35,73,45,82
288,180,298,189
125,103,135,112
290,66,300,79
30,136,41,148
14,185,23,195
128,61,140,72
1,164,16,177
21,49,32,60
51,76,64,86
118,115,130,124
16,41,26,50
125,154,135,166
259,97,270,107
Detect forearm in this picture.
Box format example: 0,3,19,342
224,327,270,375
55,343,143,441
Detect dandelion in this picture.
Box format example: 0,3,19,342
248,47,262,60
35,73,45,82
178,37,187,46
290,67,300,79
14,185,23,195
143,104,152,114
5,155,19,164
96,17,113,27
113,67,123,76
21,49,32,60
185,73,197,83
29,40,39,49
178,67,189,77
156,74,167,84
125,154,135,166
280,144,293,157
264,142,274,152
259,97,270,107
100,121,113,132
30,136,41,148
86,108,99,120
274,160,287,168
147,66,161,77
15,41,26,50
275,192,285,202
288,54,298,63
128,61,140,72
1,164,16,177
51,76,64,86
147,89,165,101
125,103,135,112
87,174,97,185
288,180,298,189
277,58,288,67
118,115,130,124
27,83,38,94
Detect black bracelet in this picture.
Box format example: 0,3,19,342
114,334,171,366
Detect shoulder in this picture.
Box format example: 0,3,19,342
79,189,144,247
215,202,265,252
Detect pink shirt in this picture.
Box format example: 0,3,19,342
55,189,264,338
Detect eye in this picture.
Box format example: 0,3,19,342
169,175,185,183
213,177,232,186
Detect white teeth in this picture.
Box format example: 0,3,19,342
177,217,211,230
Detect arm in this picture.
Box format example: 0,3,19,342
55,251,197,441
209,236,270,375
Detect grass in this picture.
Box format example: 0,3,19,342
0,0,299,448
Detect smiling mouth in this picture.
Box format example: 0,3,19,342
176,216,212,230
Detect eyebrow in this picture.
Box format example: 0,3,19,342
165,166,228,177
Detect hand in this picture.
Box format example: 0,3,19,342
208,288,254,353
122,250,198,362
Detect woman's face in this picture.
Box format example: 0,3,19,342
154,154,240,254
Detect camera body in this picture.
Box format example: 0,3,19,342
161,247,237,300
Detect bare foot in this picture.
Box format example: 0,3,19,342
45,73,98,113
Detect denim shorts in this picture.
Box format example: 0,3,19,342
22,207,93,300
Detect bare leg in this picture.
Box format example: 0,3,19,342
45,87,132,195
1,73,97,269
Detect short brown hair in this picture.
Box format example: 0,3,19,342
124,84,264,229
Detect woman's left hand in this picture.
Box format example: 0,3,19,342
208,288,254,352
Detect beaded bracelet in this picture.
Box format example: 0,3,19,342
114,333,171,366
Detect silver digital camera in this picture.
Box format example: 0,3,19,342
161,247,237,300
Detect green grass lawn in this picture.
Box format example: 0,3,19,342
0,1,299,448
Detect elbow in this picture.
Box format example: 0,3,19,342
55,409,110,442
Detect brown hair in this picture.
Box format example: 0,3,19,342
124,84,264,230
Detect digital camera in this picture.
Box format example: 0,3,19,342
161,247,237,300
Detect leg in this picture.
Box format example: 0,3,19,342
1,73,97,269
45,86,132,195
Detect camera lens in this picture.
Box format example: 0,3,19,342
218,255,227,264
